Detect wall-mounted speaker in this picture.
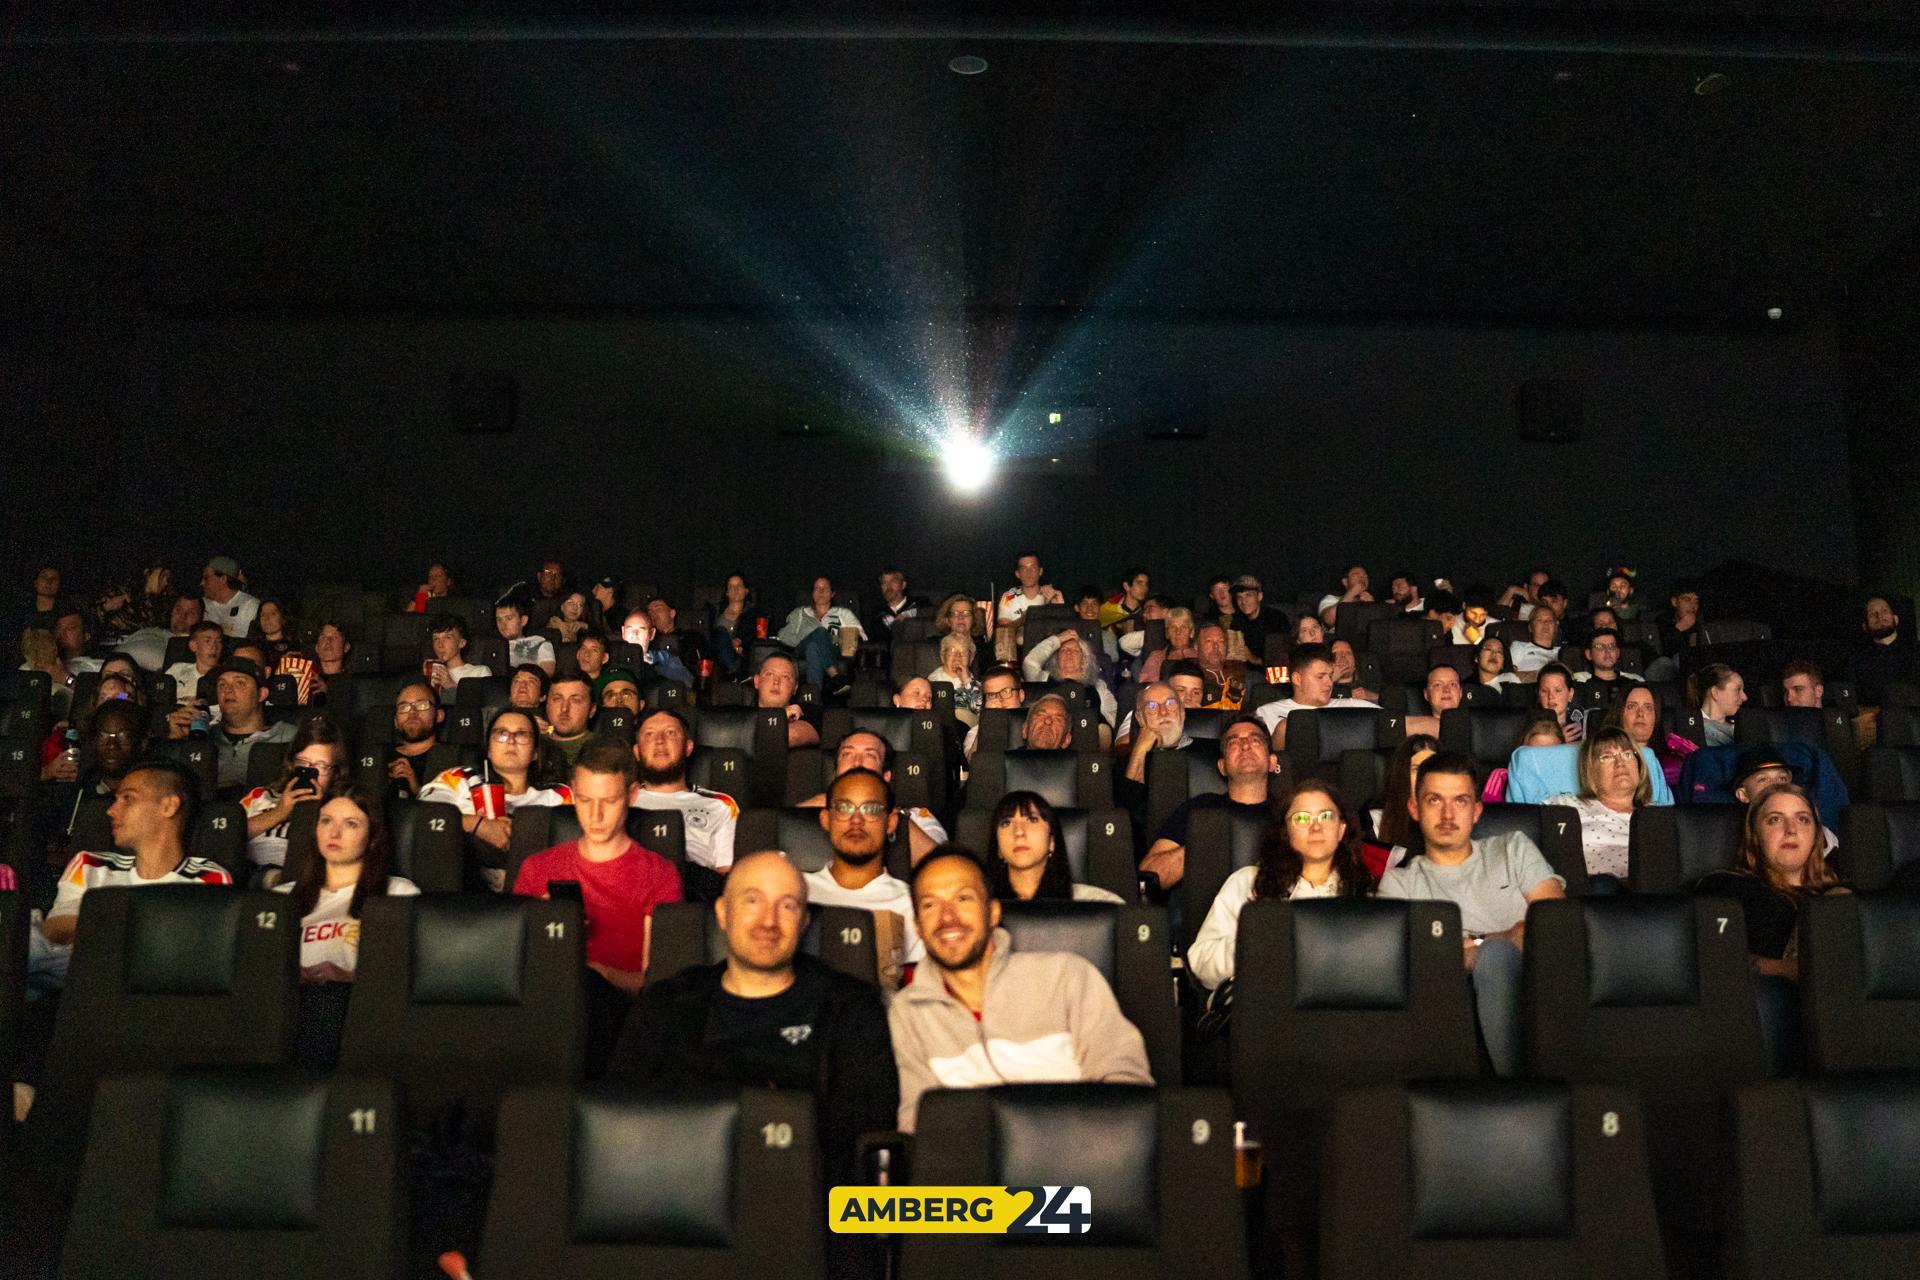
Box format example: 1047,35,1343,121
450,369,516,435
1516,377,1582,443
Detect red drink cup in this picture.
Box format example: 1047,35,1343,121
755,616,769,640
699,658,713,681
475,781,506,820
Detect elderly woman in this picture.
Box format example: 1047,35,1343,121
1541,727,1652,881
928,631,982,725
1136,607,1199,684
1022,628,1118,729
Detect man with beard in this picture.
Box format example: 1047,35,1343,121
803,769,923,988
1378,752,1564,1076
796,729,948,862
1120,680,1194,783
606,850,897,1195
629,708,739,889
889,849,1151,1131
1142,715,1277,890
385,679,446,798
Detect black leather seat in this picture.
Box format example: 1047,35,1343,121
1836,801,1920,891
1230,899,1480,1253
967,748,1113,811
1143,745,1227,845
339,895,586,1139
952,805,1137,901
1177,805,1265,952
1799,892,1920,1073
1284,706,1404,767
644,899,880,987
1627,805,1744,892
1476,802,1590,895
976,705,1102,755
901,1084,1246,1280
286,797,468,892
1333,600,1398,646
0,887,24,1150
482,1086,826,1280
690,706,789,807
1729,1074,1920,1280
1366,616,1444,684
1522,896,1766,1236
1439,706,1531,771
57,1068,404,1279
1320,1081,1666,1280
997,899,1180,1085
821,705,949,809
1864,745,1920,803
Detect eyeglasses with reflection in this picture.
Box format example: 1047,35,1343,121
1287,809,1339,828
395,699,436,714
491,729,535,744
1595,748,1637,766
1142,698,1178,713
829,800,889,818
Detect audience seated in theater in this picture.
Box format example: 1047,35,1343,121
1533,662,1584,743
1404,662,1464,739
627,707,738,882
544,589,593,644
617,608,695,688
574,631,610,683
403,561,455,613
890,848,1152,1130
276,785,419,984
1143,714,1273,889
526,557,570,630
1535,578,1571,621
1422,588,1461,640
1364,733,1439,878
37,701,149,846
960,663,1023,760
778,574,865,694
199,554,259,639
1254,643,1380,752
1473,633,1520,689
1378,751,1565,1076
930,632,982,727
1727,747,1838,855
804,769,923,986
1541,727,1651,881
46,601,100,680
508,662,548,715
1330,639,1378,700
514,738,683,994
995,552,1066,657
41,759,233,949
755,650,821,748
1573,627,1643,689
1191,622,1250,709
1120,679,1194,784
607,849,897,1190
1692,661,1747,747
1019,693,1075,751
867,564,929,646
1022,629,1116,730
1496,566,1550,620
709,571,764,681
1509,607,1563,678
425,613,492,699
543,674,596,768
892,675,934,710
419,708,573,889
209,658,296,791
1845,593,1919,708
1134,606,1198,684
1317,563,1374,626
247,597,296,670
1201,574,1236,635
646,594,706,672
301,619,354,705
1596,566,1642,619
1388,570,1425,615
1099,566,1152,635
494,594,556,675
1071,584,1123,670
1187,780,1374,991
798,727,947,862
241,715,349,881
1646,577,1702,681
986,790,1123,904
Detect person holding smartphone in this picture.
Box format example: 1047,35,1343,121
239,716,349,882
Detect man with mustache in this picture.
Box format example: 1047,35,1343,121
1377,752,1564,1076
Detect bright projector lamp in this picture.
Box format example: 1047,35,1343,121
942,435,996,494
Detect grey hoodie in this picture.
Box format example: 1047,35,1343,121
888,927,1153,1130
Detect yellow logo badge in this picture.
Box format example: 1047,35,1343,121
828,1186,1092,1234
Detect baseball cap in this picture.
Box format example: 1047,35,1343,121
206,555,243,580
594,668,643,696
211,657,266,688
1733,745,1802,789
1231,575,1263,593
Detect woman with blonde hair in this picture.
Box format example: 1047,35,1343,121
1541,727,1651,881
1137,606,1199,683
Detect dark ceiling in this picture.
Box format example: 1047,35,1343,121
5,0,1919,325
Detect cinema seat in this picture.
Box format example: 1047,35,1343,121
1798,893,1920,1073
481,1086,826,1280
1626,804,1743,892
1836,801,1920,890
1439,706,1531,772
57,1069,404,1280
967,748,1113,811
285,797,468,892
952,805,1137,902
1729,1075,1920,1280
1144,745,1227,844
1320,1081,1665,1280
1177,805,1264,952
901,1084,1246,1280
339,895,586,1139
505,805,687,891
690,706,789,808
1522,896,1766,1237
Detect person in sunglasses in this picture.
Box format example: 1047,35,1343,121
803,768,924,987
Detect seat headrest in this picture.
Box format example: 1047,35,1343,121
410,897,528,1005
1881,805,1920,874
1473,804,1541,844
1408,1081,1574,1240
1583,897,1698,1006
1003,751,1079,808
162,1071,327,1229
127,887,242,995
1805,1075,1920,1235
695,707,769,753
1859,895,1920,1001
1468,709,1529,765
1306,708,1382,761
572,1090,737,1246
775,810,835,873
999,900,1116,983
1054,808,1090,883
1228,808,1266,871
1291,899,1408,1010
848,708,917,753
1183,710,1229,741
992,1084,1158,1247
1670,807,1744,885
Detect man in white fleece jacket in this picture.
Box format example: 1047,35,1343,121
889,850,1152,1131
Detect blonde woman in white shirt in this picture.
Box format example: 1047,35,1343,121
1542,726,1649,882
1187,781,1375,991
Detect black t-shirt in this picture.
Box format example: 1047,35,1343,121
1694,871,1804,960
703,967,829,1091
1155,792,1270,849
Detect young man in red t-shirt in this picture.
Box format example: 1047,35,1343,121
513,738,681,994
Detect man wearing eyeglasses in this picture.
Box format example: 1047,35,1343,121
385,680,446,798
803,768,924,987
1142,715,1276,890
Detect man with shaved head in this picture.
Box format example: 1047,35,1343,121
607,849,898,1192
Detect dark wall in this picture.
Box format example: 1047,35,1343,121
1843,221,1920,603
3,315,1854,615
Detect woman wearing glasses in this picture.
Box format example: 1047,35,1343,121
1541,726,1651,880
240,716,350,883
1185,781,1373,992
418,707,573,890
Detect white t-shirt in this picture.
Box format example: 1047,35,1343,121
776,605,867,648
1477,672,1522,689
1510,641,1561,674
49,848,234,925
1542,793,1632,880
203,590,260,639
1187,863,1345,990
1573,670,1644,684
803,865,925,968
445,661,492,688
165,661,216,702
996,587,1057,627
417,766,572,816
240,786,295,867
274,877,420,978
507,635,556,668
1253,696,1381,734
632,785,741,870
